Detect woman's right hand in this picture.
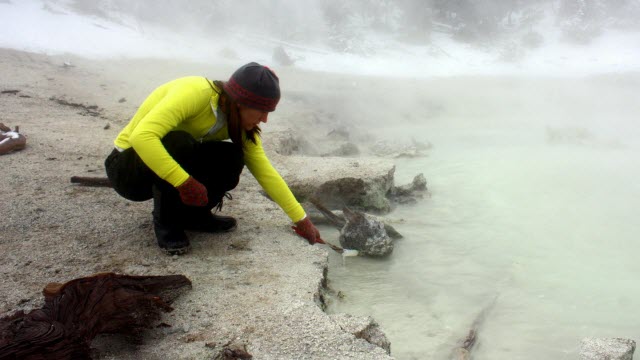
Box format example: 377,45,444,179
176,176,208,206
292,217,322,245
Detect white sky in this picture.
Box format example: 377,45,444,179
1,0,639,77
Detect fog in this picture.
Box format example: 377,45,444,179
2,1,640,359
2,0,639,76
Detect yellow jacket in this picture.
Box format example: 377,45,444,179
114,76,305,222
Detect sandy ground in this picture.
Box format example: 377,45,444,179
0,48,395,359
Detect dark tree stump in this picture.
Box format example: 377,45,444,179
0,273,192,360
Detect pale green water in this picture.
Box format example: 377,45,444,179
325,75,640,359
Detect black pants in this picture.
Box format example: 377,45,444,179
105,131,244,228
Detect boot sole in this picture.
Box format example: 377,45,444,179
222,222,237,233
161,244,191,256
184,222,237,233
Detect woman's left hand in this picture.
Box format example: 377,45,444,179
292,217,322,245
176,176,208,206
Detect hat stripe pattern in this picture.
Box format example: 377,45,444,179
225,77,279,112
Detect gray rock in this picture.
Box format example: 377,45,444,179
326,127,350,141
388,173,428,205
580,337,636,360
305,207,402,240
340,207,393,257
282,156,395,213
317,177,391,213
309,199,395,256
266,129,315,156
368,138,431,158
330,313,391,355
322,142,360,157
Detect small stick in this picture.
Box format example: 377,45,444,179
307,197,359,257
309,197,346,228
317,237,345,254
70,176,112,187
318,237,358,257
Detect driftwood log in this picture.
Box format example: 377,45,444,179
0,273,192,360
450,297,497,360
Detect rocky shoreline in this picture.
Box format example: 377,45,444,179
0,48,426,359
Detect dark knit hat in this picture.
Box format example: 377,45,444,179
223,62,280,112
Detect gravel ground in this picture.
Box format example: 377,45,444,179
0,48,395,359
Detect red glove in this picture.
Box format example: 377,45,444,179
292,217,322,245
176,176,208,206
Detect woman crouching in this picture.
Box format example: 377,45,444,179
105,62,321,255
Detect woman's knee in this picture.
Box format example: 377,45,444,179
105,148,153,201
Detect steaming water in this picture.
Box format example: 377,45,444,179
324,75,640,359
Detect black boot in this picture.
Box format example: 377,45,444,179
153,220,190,255
152,185,190,255
183,192,237,233
183,213,237,233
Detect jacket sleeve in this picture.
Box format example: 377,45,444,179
243,136,306,223
128,85,204,187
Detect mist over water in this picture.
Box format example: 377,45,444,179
325,75,640,359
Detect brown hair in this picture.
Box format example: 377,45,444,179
209,79,261,149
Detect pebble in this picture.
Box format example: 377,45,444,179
201,320,213,328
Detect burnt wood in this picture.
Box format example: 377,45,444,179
0,273,192,360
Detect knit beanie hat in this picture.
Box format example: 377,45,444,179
223,62,280,112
